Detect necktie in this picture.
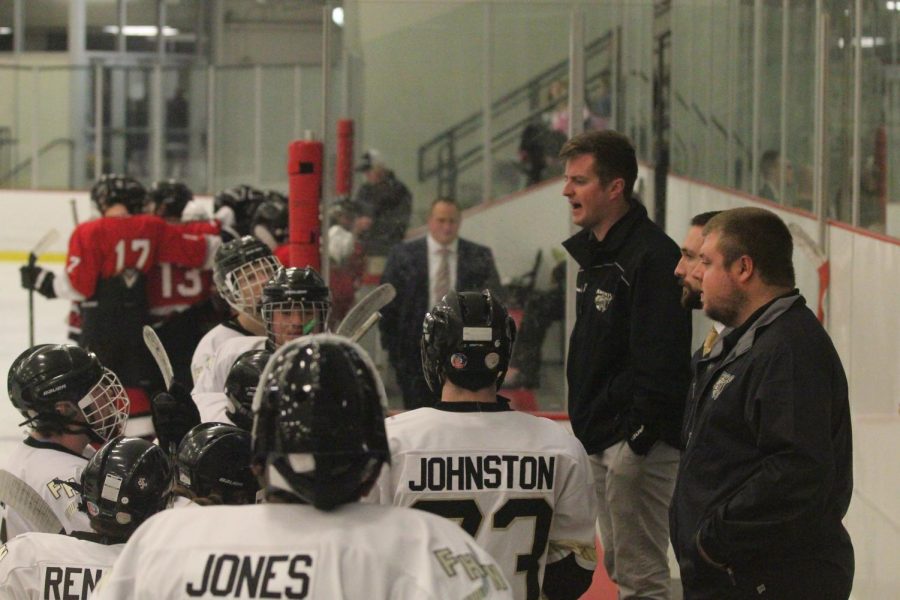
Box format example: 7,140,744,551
434,247,450,304
702,325,719,357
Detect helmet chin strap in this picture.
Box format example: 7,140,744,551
19,412,100,443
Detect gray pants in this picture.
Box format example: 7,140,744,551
590,440,680,600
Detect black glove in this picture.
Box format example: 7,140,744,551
20,265,56,298
626,414,658,456
151,382,200,454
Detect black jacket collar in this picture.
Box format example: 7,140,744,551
563,199,647,268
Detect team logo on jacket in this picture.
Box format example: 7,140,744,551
594,289,613,312
711,372,735,400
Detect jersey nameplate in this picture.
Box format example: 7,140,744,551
408,455,556,492
185,551,315,598
41,564,104,600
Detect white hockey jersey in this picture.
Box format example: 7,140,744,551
0,439,91,541
192,335,265,399
190,321,251,386
93,502,513,599
368,401,598,600
0,532,121,600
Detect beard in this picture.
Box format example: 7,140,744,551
679,281,702,310
703,287,747,327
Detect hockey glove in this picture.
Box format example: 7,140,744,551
151,381,200,454
20,265,56,298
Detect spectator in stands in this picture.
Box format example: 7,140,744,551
353,149,413,259
503,258,565,389
759,149,794,205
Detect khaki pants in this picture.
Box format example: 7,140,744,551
590,440,680,600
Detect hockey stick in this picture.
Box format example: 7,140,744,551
27,229,61,346
350,312,381,343
142,325,174,390
0,469,63,535
70,198,80,225
787,223,830,323
335,283,396,339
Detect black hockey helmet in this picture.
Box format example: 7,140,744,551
214,184,266,237
148,179,193,220
90,174,146,215
80,436,172,540
175,422,258,505
225,348,272,431
212,236,281,320
252,335,389,510
251,195,289,249
8,344,129,443
260,267,332,347
421,289,517,393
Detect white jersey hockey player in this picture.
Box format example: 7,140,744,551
95,335,512,600
173,422,258,505
2,344,130,541
193,266,331,422
0,436,172,600
190,236,279,385
368,290,598,600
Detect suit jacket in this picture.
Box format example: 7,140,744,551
379,237,503,369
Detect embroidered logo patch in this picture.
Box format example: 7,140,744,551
450,353,468,370
711,372,735,400
594,289,613,312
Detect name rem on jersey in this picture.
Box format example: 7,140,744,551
408,454,555,492
42,565,104,600
184,552,314,598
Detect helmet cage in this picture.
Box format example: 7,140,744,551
261,299,331,347
77,368,130,442
219,255,281,319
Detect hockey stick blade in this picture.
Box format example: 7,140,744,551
0,469,64,534
28,228,60,266
143,325,174,390
335,283,396,338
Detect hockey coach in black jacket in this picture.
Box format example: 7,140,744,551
561,130,692,599
670,207,853,600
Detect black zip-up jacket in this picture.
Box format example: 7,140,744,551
670,293,854,598
563,200,691,455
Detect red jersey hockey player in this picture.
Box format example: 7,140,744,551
19,174,219,436
145,180,223,388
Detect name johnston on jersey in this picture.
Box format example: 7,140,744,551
407,455,555,492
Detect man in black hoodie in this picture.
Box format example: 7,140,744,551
561,130,692,599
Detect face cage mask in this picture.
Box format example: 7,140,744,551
77,368,130,442
262,300,332,348
222,255,281,320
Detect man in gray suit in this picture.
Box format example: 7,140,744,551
380,198,503,409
